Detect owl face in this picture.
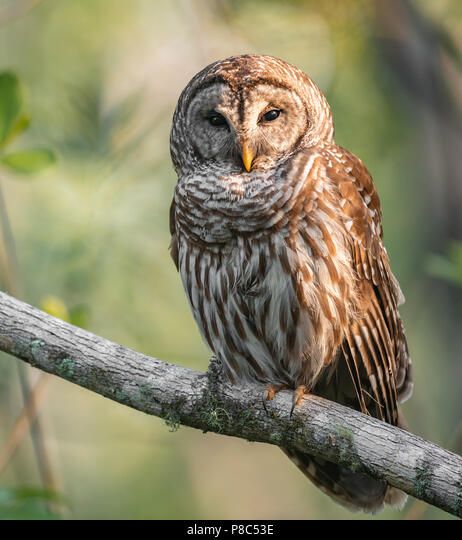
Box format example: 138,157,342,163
186,81,309,172
171,55,334,175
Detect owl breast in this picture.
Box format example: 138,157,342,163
174,156,357,388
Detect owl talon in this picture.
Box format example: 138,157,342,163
290,385,308,417
262,384,287,413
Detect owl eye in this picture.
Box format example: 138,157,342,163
262,109,281,122
206,112,228,127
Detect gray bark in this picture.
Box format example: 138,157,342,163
0,291,461,517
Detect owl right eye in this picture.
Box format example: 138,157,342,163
206,112,227,127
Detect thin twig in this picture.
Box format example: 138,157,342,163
0,179,57,502
0,373,51,474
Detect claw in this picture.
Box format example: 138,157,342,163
290,385,307,417
262,383,287,413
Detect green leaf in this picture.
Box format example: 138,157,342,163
0,72,23,145
448,242,462,275
0,148,56,174
0,486,65,505
2,114,30,146
0,486,67,520
426,249,462,287
40,295,70,322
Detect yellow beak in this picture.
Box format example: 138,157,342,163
241,143,254,173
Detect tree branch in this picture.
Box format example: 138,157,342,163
0,290,461,518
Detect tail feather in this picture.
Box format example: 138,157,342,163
287,337,411,513
283,447,407,513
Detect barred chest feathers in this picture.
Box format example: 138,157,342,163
174,151,357,387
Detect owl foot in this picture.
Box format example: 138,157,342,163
290,385,308,417
262,383,288,413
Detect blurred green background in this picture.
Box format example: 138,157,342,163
0,0,461,520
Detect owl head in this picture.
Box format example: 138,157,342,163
170,54,334,175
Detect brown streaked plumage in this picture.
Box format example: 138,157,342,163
169,54,413,513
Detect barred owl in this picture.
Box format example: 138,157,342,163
169,54,413,513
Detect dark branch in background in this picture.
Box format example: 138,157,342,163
0,292,461,517
374,0,462,244
373,1,462,296
373,3,462,503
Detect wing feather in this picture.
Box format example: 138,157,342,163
320,147,411,425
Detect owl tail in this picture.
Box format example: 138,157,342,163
282,447,407,513
283,328,412,513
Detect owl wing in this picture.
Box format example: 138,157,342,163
284,147,411,510
319,147,412,425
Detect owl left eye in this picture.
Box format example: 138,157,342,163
262,109,281,122
206,112,228,127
